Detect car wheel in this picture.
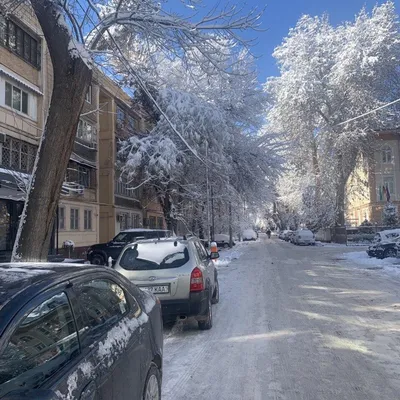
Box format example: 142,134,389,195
91,254,106,266
385,248,397,258
223,243,229,249
198,297,213,330
143,363,161,400
212,279,220,304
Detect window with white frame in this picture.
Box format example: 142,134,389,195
70,208,79,230
0,137,36,172
84,209,92,230
58,207,65,230
5,82,29,114
382,145,393,164
76,119,97,148
85,85,92,103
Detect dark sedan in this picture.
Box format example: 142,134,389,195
373,241,399,259
0,263,163,400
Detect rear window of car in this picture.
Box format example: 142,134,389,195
119,241,190,270
113,231,171,242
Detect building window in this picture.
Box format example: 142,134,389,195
77,119,97,148
0,15,40,68
5,82,29,114
382,145,393,164
84,210,92,230
116,106,135,133
116,107,125,128
70,208,79,230
115,174,139,198
0,137,36,172
58,207,65,230
157,217,164,229
133,213,140,228
85,85,92,103
149,216,157,229
377,176,395,201
78,166,90,188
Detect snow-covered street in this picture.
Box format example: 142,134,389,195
163,236,400,400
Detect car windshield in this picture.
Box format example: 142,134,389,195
119,241,190,270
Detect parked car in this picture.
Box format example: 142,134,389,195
114,237,219,329
214,234,235,248
87,228,174,265
292,229,315,245
242,229,257,241
281,230,293,241
0,263,163,400
366,229,400,257
371,236,400,259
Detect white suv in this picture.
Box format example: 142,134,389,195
113,237,219,329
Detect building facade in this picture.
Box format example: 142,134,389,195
347,130,400,226
0,6,165,260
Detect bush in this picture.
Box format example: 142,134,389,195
347,233,375,244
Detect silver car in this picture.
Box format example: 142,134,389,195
113,237,219,330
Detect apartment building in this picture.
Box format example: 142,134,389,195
97,73,165,244
347,130,400,225
0,6,165,260
0,5,51,258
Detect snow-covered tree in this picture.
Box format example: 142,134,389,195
118,46,282,235
1,0,263,261
266,1,400,228
383,203,398,227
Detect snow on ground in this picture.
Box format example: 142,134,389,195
162,237,400,400
339,250,400,278
215,240,260,267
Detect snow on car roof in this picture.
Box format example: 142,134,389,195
121,229,172,232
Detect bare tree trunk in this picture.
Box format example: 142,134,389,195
12,0,92,261
156,186,177,232
336,154,346,227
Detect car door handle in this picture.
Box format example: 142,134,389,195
80,381,96,400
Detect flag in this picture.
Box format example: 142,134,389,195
379,186,383,201
386,185,391,202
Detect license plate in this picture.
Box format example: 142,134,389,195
140,285,169,294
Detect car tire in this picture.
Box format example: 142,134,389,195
223,243,229,249
212,278,220,304
143,363,161,400
198,297,213,330
91,254,106,266
384,248,397,258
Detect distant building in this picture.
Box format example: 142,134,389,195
347,130,400,226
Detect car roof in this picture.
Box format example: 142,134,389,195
379,229,400,235
120,229,172,233
0,263,114,334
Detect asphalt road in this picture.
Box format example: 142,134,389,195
162,237,400,400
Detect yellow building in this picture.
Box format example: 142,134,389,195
0,7,165,260
347,130,400,226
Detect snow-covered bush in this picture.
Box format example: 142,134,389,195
383,203,398,227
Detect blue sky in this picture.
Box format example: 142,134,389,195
168,0,399,83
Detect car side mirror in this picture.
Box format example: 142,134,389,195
2,390,57,399
210,251,219,260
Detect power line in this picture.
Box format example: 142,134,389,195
336,97,400,127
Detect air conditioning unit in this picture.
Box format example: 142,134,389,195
0,133,6,143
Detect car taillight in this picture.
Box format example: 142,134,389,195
190,267,204,292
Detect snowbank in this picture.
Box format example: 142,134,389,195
215,245,245,267
340,251,400,277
